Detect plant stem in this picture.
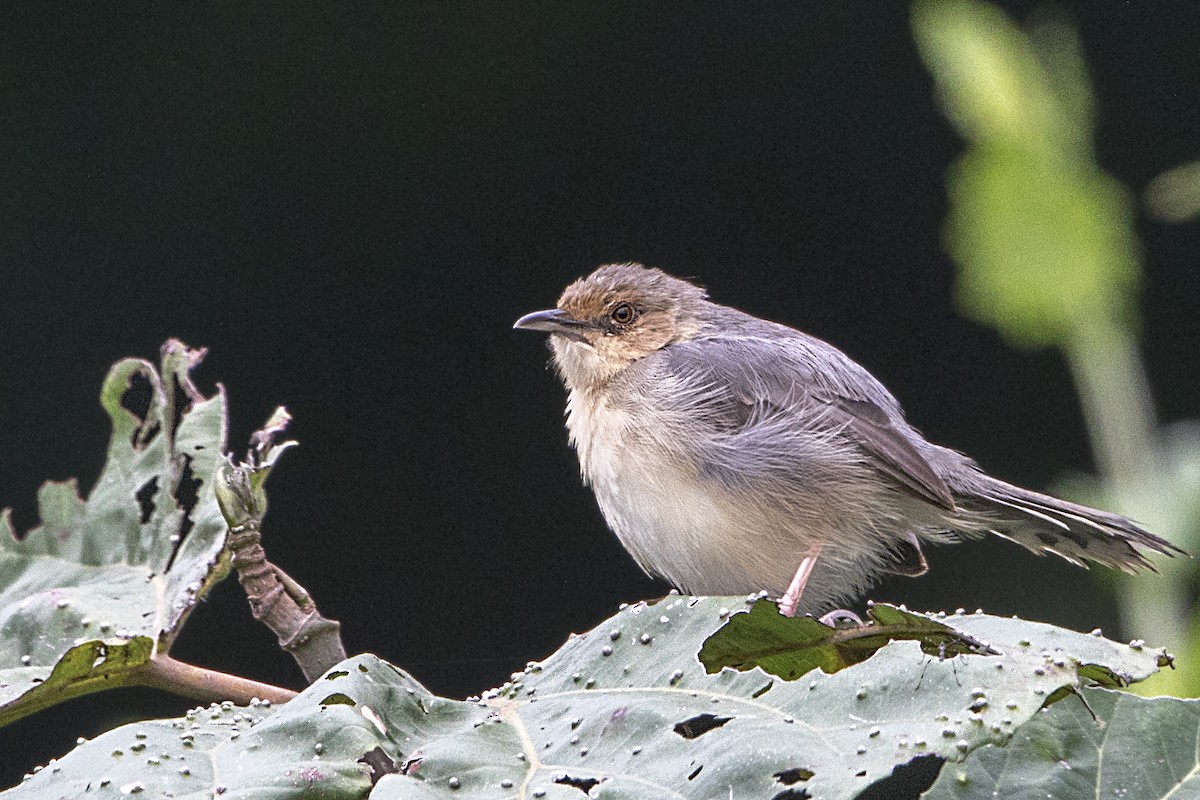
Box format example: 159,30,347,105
1065,313,1191,692
227,522,347,682
130,655,297,706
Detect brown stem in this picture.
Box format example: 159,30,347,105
130,655,297,706
229,522,347,682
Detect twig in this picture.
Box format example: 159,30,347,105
227,520,346,682
214,407,348,683
130,655,297,706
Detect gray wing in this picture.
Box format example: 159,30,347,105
654,335,956,511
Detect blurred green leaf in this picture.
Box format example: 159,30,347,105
913,0,1141,348
0,342,229,727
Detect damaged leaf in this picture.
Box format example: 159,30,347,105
699,600,997,679
8,597,1172,799
0,340,229,727
924,687,1200,799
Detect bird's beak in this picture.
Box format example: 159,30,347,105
513,308,595,343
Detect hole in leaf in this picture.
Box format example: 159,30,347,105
122,371,161,451
554,774,603,794
162,455,201,574
358,747,399,786
752,681,773,698
856,755,942,800
121,371,153,422
325,670,350,680
174,455,200,532
135,478,158,524
319,693,356,707
673,713,732,739
688,766,703,781
167,372,192,437
771,790,812,800
774,768,815,785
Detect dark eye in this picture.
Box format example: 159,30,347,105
610,302,636,325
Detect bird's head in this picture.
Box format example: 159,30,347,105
514,263,709,389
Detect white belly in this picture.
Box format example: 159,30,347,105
565,388,824,597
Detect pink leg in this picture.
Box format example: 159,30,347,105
778,549,821,617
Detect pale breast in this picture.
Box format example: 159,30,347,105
565,385,802,594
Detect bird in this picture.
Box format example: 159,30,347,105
513,263,1180,617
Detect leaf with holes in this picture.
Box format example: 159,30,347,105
0,660,396,799
699,601,1170,691
698,600,998,680
924,687,1200,799
13,596,1173,799
0,341,229,727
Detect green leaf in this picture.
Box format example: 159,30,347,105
0,341,229,727
938,609,1171,688
6,597,1174,799
2,656,417,799
912,0,1142,348
924,687,1200,799
699,601,996,679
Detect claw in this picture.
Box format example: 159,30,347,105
819,609,864,628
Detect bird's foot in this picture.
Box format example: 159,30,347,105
818,609,864,628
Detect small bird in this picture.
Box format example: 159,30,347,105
514,263,1179,616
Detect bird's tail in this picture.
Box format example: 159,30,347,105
952,474,1184,573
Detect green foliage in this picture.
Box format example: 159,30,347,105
699,601,996,679
3,597,1181,799
912,0,1141,348
914,0,1200,699
703,601,1168,689
924,688,1200,799
0,342,229,726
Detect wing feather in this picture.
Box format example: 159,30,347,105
655,336,956,510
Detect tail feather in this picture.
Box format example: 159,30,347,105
954,476,1184,574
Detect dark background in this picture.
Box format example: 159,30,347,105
2,2,1198,790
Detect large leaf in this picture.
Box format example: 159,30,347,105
0,341,230,726
924,687,1200,799
5,597,1172,799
